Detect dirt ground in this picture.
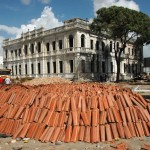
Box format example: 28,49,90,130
0,81,150,150
0,136,150,150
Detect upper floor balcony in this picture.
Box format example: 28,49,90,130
3,47,96,62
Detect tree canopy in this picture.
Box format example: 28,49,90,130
90,6,150,46
90,6,150,82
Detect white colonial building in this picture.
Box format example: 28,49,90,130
3,18,143,81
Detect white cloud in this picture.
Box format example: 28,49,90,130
39,0,51,4
15,6,63,37
21,0,31,5
0,36,5,56
0,6,63,56
0,25,20,35
143,45,150,58
93,0,140,15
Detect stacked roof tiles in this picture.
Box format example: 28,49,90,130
0,83,150,143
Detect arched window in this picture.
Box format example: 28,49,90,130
69,35,74,48
31,43,34,54
81,34,85,47
38,42,41,53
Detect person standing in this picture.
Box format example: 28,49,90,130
0,76,4,84
4,76,11,85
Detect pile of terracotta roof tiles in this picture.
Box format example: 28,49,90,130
0,83,149,143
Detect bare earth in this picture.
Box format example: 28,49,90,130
0,136,150,150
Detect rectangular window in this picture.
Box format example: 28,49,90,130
102,61,105,73
31,64,34,74
15,65,17,75
69,60,73,73
91,60,94,73
31,44,34,54
12,66,14,75
19,65,21,75
102,42,105,51
11,50,13,57
46,43,49,51
52,41,56,50
53,61,56,73
96,41,99,50
96,55,99,73
19,49,21,56
59,40,63,49
128,64,130,73
90,40,93,49
47,62,50,74
81,60,85,73
132,64,134,73
110,41,112,52
124,63,126,73
5,50,8,59
132,48,134,55
25,64,27,75
15,50,17,57
111,62,113,73
38,63,41,74
59,61,63,73
135,64,137,74
117,42,119,51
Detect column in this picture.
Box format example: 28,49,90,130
75,53,80,79
94,55,97,73
41,58,46,77
34,59,38,77
56,56,59,74
22,44,25,57
28,43,31,56
28,60,31,77
21,61,25,77
50,57,53,74
64,34,67,49
41,40,45,56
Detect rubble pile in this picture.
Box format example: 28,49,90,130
22,77,72,86
0,83,149,143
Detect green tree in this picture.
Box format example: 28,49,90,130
90,6,150,82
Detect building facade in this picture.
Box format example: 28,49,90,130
3,18,143,81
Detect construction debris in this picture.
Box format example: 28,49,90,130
0,83,149,143
111,142,128,150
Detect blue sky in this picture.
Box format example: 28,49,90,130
0,0,150,58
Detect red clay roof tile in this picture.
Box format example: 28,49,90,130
64,126,72,142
